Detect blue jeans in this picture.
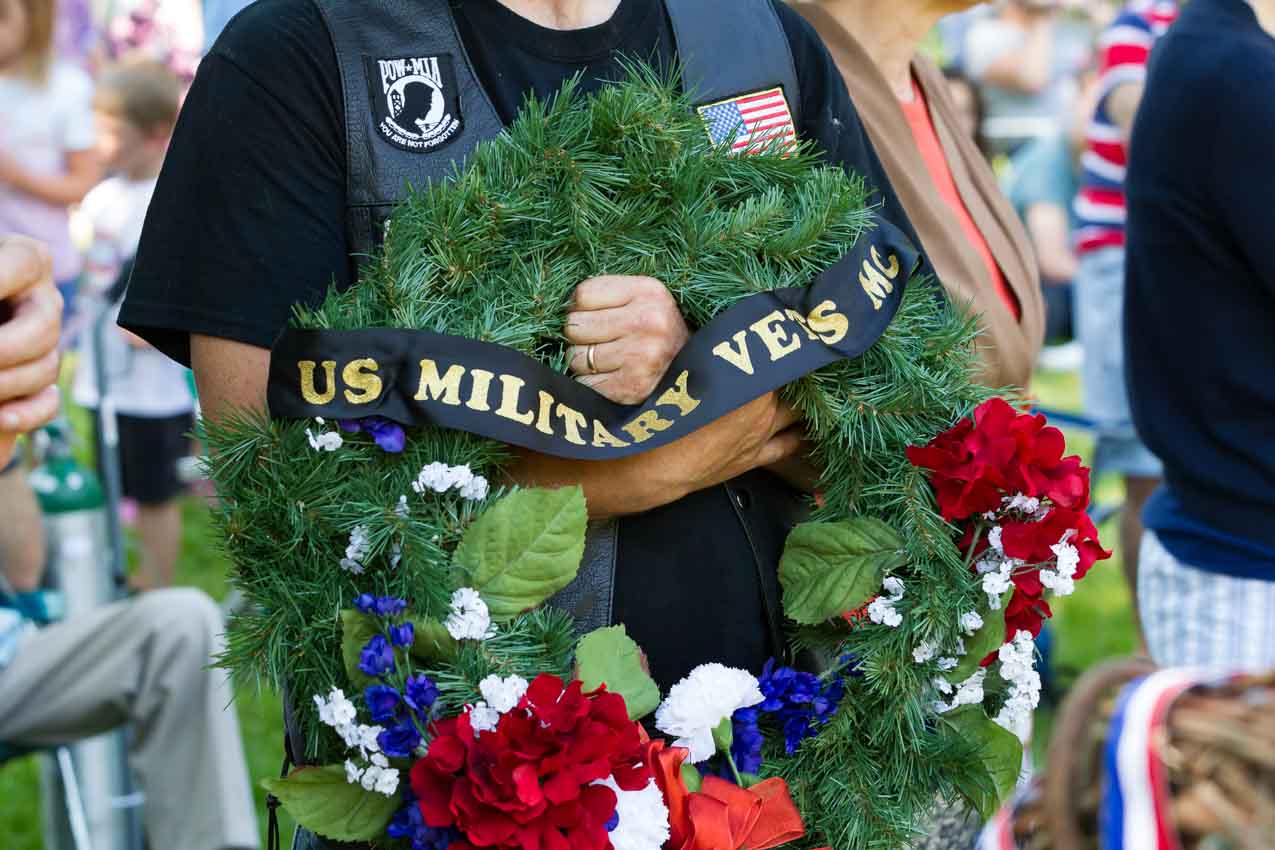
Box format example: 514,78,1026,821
1075,247,1162,478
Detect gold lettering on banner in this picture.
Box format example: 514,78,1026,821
591,420,631,449
415,359,464,405
466,369,495,412
495,375,535,425
555,403,589,446
712,330,755,375
807,300,850,345
342,358,383,404
859,246,900,310
783,309,820,341
622,410,675,443
534,390,556,436
299,360,338,405
750,310,802,362
656,370,701,416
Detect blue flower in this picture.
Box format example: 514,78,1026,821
732,658,848,761
359,634,396,678
404,673,439,716
378,719,422,758
389,622,415,647
364,684,402,724
387,787,458,850
605,810,620,832
730,707,765,775
339,417,407,453
355,595,408,617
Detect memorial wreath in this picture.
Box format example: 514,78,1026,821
205,68,1108,850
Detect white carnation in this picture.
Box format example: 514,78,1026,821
469,703,501,736
655,663,763,763
445,587,496,641
595,777,671,850
960,611,984,634
479,674,529,714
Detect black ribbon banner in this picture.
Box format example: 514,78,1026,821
268,214,919,459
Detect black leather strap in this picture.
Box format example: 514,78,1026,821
312,0,504,260
664,0,802,124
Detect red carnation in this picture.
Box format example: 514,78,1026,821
410,674,650,850
907,398,1091,522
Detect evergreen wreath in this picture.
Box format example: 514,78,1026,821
207,67,1102,850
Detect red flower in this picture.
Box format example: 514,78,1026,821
411,674,650,850
999,508,1110,582
907,398,1091,522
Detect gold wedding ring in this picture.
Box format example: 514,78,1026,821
586,344,598,375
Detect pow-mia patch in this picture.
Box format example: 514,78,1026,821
365,54,462,153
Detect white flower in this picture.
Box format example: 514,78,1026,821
882,577,905,599
595,777,671,850
655,663,764,763
1043,539,1081,596
458,474,490,501
1004,494,1042,516
359,763,400,796
912,641,939,664
344,760,363,784
445,587,496,641
306,424,343,452
938,669,986,712
340,525,372,574
388,541,403,570
395,495,409,517
981,560,1014,605
346,724,382,759
412,462,485,499
960,612,984,634
867,596,903,627
993,631,1041,742
937,657,958,672
370,752,388,768
479,674,529,714
469,703,501,736
315,687,357,728
987,525,1004,554
933,677,954,696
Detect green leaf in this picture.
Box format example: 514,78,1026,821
262,765,399,842
779,518,907,625
947,591,1012,683
340,610,381,691
575,626,661,720
410,616,458,663
944,708,1023,819
456,486,588,621
680,763,703,793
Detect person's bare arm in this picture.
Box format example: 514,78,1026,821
1106,81,1144,138
0,149,101,207
0,235,62,468
0,464,47,592
1025,202,1078,284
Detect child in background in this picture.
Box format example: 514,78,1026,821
0,0,100,332
72,61,192,591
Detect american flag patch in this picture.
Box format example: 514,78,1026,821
697,87,797,155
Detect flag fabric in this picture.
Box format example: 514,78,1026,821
697,87,796,155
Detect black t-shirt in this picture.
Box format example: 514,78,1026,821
121,0,916,689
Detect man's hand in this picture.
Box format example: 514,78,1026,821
565,275,690,405
0,235,62,468
510,391,806,517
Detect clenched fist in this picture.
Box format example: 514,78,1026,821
565,275,690,406
0,235,62,467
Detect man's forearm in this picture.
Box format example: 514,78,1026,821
507,449,687,520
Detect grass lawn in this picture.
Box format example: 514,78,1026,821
0,365,1137,848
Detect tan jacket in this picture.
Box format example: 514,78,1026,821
794,3,1045,390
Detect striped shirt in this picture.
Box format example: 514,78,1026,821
1074,0,1178,255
